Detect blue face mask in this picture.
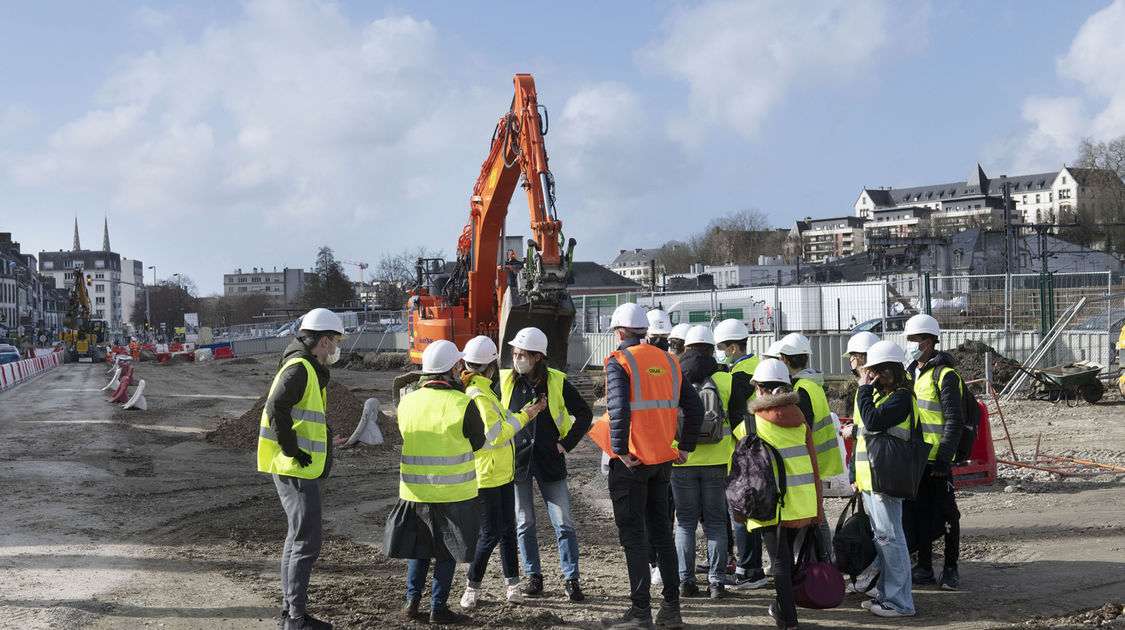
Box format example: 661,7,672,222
906,341,923,362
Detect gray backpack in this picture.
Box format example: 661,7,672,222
676,376,727,444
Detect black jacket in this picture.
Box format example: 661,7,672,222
508,372,593,482
264,340,335,478
606,337,704,457
908,351,965,464
727,357,754,435
855,385,915,433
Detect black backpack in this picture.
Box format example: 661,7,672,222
930,368,982,462
725,434,786,522
677,376,726,444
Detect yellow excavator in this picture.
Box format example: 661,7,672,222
61,266,107,362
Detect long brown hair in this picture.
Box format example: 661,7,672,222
870,362,909,395
526,352,548,389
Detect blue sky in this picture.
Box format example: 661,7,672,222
2,0,1124,295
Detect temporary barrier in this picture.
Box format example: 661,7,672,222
122,379,147,410
0,351,63,392
952,405,998,488
213,346,234,359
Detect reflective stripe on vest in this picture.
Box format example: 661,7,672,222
854,389,919,493
675,370,735,468
256,357,327,479
465,374,531,488
498,368,572,439
748,416,818,530
914,366,958,461
794,379,843,477
397,386,477,503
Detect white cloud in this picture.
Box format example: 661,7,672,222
639,0,911,145
0,104,40,138
989,0,1125,172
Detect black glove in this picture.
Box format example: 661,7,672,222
931,460,951,477
292,449,313,467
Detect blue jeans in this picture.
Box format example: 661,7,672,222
671,465,728,585
862,491,914,615
407,558,455,608
514,475,579,580
732,512,764,576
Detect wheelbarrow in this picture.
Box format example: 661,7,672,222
1015,360,1104,407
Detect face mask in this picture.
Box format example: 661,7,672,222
668,340,685,354
324,346,341,365
513,357,532,374
906,341,923,362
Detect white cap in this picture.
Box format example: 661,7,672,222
610,303,649,329
646,309,673,335
905,313,941,337
776,332,811,356
422,339,463,374
865,340,907,367
714,319,750,344
751,358,791,384
299,308,345,335
669,323,692,341
762,340,785,359
843,331,881,357
684,325,715,347
509,327,549,355
462,335,498,365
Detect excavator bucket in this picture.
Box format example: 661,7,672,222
498,287,575,371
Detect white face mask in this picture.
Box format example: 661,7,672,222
906,341,923,362
324,346,341,365
513,357,532,374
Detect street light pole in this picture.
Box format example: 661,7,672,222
148,265,156,287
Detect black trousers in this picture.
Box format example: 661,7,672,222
467,482,519,585
608,459,679,611
762,526,799,629
909,465,961,569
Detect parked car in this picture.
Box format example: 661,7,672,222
849,316,910,334
1073,308,1125,332
0,344,22,365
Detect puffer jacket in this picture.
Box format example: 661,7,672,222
748,391,823,528
908,351,965,464
606,337,704,458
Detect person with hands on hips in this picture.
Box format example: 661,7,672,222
256,308,344,630
588,303,704,630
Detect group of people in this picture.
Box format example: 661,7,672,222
255,305,965,630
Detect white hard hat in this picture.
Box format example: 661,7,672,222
843,331,881,357
865,340,907,368
669,323,692,341
751,358,791,385
905,313,941,337
714,319,750,344
762,340,785,359
462,335,498,365
646,309,673,335
299,308,344,335
509,327,549,355
422,339,463,374
777,332,811,356
610,303,649,329
685,325,715,347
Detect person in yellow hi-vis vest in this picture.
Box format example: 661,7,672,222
852,340,918,619
457,335,547,610
256,308,343,630
384,340,486,626
743,358,823,630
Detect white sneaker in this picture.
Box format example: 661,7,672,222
460,586,479,610
869,602,914,617
861,598,877,610
506,584,524,604
651,565,663,585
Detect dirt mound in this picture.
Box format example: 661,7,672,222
335,351,410,372
206,380,397,450
223,357,259,366
947,340,1021,390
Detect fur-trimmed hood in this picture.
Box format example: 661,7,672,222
747,391,804,429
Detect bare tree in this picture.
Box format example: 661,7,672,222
372,246,444,309
1075,136,1125,253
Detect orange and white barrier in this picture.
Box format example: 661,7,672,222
0,350,64,392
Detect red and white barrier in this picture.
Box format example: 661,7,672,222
0,350,63,392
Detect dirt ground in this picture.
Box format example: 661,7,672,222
1,357,1123,630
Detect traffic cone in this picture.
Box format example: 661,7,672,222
122,379,147,411
103,367,121,391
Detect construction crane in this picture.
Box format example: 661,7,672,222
401,73,575,379
341,260,370,314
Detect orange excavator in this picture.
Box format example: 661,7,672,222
402,74,576,382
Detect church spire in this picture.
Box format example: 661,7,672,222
73,217,81,251
103,216,111,252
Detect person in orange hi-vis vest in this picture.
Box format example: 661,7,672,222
589,303,704,630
